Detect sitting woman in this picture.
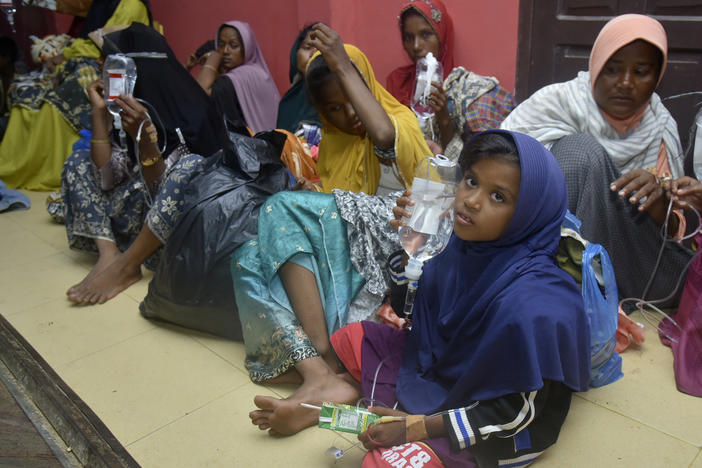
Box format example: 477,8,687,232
192,20,280,134
63,22,224,305
306,23,430,195
250,131,590,468
0,0,151,190
386,0,515,160
276,23,322,133
501,14,693,306
231,24,429,406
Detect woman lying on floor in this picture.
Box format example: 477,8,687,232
501,14,693,307
62,23,224,304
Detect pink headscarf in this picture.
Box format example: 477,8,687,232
588,14,668,89
216,21,280,133
588,14,668,132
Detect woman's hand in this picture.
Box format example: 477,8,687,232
45,53,65,72
185,52,199,71
429,81,449,119
358,407,409,450
672,176,702,211
390,190,414,231
610,168,665,213
113,94,150,141
308,23,351,74
88,79,107,112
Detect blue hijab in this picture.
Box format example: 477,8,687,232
397,130,591,415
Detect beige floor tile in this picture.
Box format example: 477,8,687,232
127,382,365,467
190,332,248,375
57,326,250,445
0,252,90,315
689,451,702,468
533,396,698,467
6,294,154,368
580,311,702,446
0,222,59,265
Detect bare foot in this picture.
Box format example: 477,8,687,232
67,255,142,305
249,371,359,436
67,245,120,297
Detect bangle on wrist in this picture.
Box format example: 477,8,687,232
91,138,110,145
141,153,161,167
203,64,218,73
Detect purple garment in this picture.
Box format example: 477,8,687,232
216,21,281,134
659,234,702,397
359,321,477,468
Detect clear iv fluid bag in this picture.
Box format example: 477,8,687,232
410,52,443,120
399,155,460,319
103,54,137,117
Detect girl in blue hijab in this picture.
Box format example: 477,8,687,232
352,130,589,467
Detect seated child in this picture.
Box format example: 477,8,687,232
249,130,591,468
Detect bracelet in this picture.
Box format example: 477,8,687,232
203,64,218,73
91,138,111,145
141,154,161,167
405,415,428,442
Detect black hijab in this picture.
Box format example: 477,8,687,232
102,23,225,157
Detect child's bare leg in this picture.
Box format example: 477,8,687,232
68,226,161,304
279,262,341,372
249,356,359,436
67,238,121,295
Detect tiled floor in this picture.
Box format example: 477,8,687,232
1,190,701,467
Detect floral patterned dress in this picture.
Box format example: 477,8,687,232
61,145,202,269
231,189,401,382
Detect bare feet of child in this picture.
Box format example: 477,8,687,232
249,363,359,436
67,240,121,297
67,254,142,304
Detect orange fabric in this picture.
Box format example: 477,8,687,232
276,129,320,183
330,322,364,381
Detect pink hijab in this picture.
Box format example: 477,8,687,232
216,21,280,133
588,14,668,133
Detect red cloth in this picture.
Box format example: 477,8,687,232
330,321,364,381
362,442,445,468
385,0,455,106
659,235,702,397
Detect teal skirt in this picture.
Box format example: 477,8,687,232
231,191,364,382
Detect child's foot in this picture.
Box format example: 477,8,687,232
249,372,359,436
67,255,142,305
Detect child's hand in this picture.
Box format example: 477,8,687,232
291,176,320,192
391,190,414,231
308,23,350,74
672,176,702,211
358,407,408,449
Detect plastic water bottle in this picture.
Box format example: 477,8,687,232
399,155,460,321
102,54,137,146
410,52,443,121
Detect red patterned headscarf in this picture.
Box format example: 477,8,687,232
386,0,455,106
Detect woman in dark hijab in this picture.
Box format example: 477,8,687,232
61,22,224,305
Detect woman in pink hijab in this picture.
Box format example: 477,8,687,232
194,20,280,134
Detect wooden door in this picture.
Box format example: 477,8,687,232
516,0,702,171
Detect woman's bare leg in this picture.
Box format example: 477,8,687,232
279,262,342,372
67,226,161,304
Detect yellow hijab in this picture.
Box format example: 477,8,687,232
310,44,431,194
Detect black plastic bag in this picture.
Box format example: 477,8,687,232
139,130,292,340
